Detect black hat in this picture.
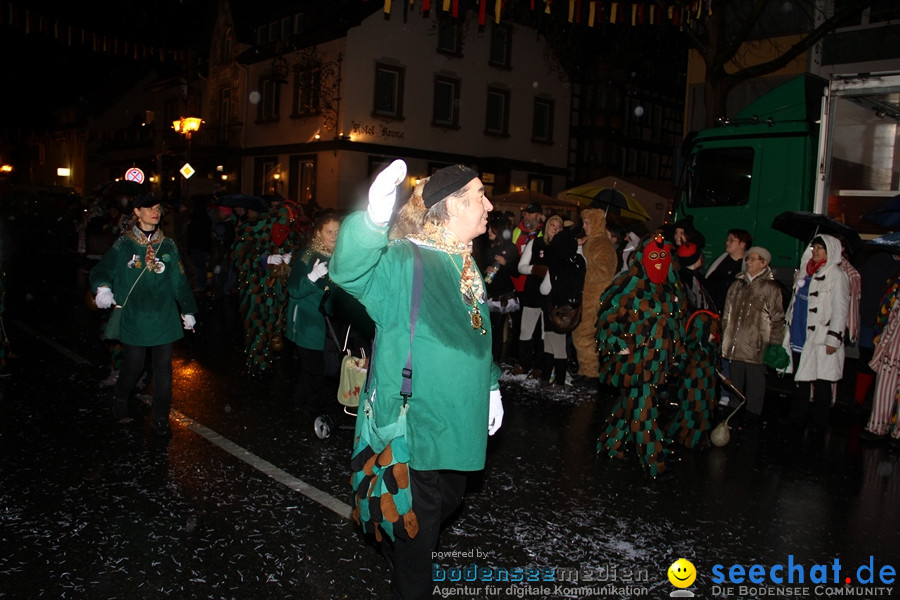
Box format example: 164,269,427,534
422,165,479,208
677,240,704,267
132,193,160,209
524,202,543,214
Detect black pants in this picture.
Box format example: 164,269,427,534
115,342,172,420
294,346,326,415
383,469,467,600
789,352,832,428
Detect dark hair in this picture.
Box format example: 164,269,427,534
728,228,752,248
313,208,341,232
606,222,625,242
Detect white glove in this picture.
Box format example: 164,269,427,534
307,258,329,283
367,159,407,225
95,286,115,309
182,314,196,331
266,254,284,265
488,389,504,436
282,253,292,265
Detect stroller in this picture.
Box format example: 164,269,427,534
314,304,369,440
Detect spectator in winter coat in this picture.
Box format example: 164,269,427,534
538,227,586,390
720,247,785,420
705,228,752,314
780,235,850,431
482,213,520,363
516,215,563,375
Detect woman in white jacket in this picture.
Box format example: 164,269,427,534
781,234,850,431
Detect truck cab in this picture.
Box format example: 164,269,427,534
676,72,900,284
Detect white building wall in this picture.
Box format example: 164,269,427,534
240,6,569,211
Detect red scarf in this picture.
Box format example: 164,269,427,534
806,257,826,277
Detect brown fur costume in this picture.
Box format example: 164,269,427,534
572,209,618,378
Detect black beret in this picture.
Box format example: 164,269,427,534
422,165,479,208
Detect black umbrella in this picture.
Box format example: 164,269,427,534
862,194,900,230
215,193,268,212
866,231,900,255
94,180,144,197
771,211,863,253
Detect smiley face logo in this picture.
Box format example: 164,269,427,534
667,558,696,588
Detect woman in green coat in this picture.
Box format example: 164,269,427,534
285,210,341,419
90,194,198,436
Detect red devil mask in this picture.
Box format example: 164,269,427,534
642,234,671,284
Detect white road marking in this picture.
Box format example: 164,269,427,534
171,411,354,521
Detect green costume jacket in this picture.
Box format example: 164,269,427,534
330,212,500,472
90,225,198,347
285,246,332,351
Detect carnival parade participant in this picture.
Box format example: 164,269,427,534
595,233,687,477
285,210,341,421
90,194,198,436
330,161,502,599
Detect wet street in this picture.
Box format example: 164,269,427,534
1,232,899,600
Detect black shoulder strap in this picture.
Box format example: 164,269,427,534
400,243,423,402
363,241,423,404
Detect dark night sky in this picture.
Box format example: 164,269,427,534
0,0,213,127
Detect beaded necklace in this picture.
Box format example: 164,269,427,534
407,222,486,334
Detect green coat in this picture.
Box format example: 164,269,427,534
285,247,332,350
330,212,499,472
90,226,198,347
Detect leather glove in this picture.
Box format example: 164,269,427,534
266,254,284,265
488,389,504,436
282,253,292,265
368,159,407,225
182,314,196,331
307,258,329,283
531,264,548,278
95,286,115,309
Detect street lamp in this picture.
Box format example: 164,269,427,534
172,116,202,139
172,116,202,200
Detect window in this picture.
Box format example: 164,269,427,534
433,76,460,127
281,17,293,39
254,157,278,196
268,22,279,42
527,176,550,194
289,156,316,205
373,63,405,118
687,147,754,208
293,66,321,117
257,76,281,122
485,87,510,136
489,25,512,68
437,17,462,54
532,98,554,143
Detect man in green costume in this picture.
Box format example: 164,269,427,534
91,194,198,436
331,160,503,600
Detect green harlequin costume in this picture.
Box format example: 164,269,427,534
595,236,687,477
90,225,197,345
331,212,500,473
666,310,719,450
284,245,332,350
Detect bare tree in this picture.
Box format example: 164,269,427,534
676,0,873,126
